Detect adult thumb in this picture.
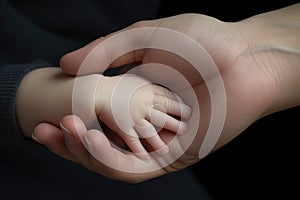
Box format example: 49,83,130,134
59,22,153,76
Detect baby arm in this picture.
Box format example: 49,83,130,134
16,67,100,136
16,68,191,160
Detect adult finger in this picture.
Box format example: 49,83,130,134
83,129,165,183
33,122,78,163
60,21,155,76
59,117,93,168
61,115,164,180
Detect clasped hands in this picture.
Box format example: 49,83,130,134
28,7,297,182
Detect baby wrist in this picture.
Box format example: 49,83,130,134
95,75,115,121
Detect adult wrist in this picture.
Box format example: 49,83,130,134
236,4,300,115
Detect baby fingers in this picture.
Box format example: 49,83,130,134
120,129,151,161
148,108,188,135
153,95,192,120
134,119,169,156
153,84,178,101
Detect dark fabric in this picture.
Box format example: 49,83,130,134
0,61,49,145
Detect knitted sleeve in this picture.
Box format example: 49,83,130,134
0,60,50,144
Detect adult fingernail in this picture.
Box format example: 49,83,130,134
136,153,151,162
60,122,70,133
31,133,41,143
61,123,75,146
84,134,93,148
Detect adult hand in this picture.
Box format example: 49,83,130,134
34,3,300,183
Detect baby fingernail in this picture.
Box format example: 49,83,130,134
137,153,151,162
158,146,169,156
178,123,188,135
186,106,192,118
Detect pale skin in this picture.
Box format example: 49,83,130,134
24,3,300,182
16,69,191,160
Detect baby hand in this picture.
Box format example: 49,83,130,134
96,74,191,160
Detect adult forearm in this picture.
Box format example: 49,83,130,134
238,3,300,114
